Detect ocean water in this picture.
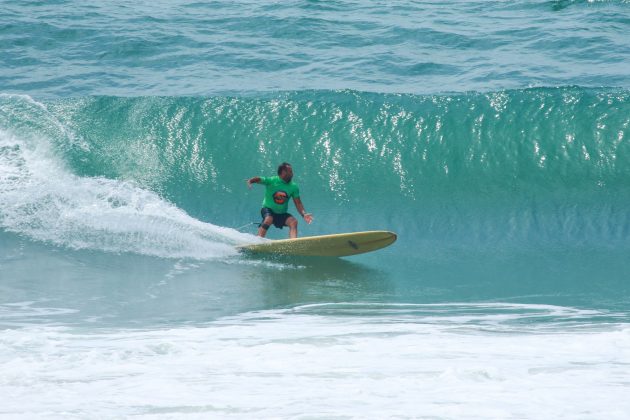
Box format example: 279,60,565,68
1,0,630,418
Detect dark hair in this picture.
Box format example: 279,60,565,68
277,162,292,175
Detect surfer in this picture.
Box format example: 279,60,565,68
247,162,313,238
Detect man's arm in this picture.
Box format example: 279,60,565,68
293,197,313,224
246,176,261,189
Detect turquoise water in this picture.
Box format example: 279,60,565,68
2,1,630,418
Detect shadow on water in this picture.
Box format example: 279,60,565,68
239,253,394,308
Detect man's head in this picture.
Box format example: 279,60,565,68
277,162,293,182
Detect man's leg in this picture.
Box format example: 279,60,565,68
258,215,273,237
285,216,298,238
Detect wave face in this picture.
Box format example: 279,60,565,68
1,87,629,256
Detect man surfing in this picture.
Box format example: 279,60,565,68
247,162,313,238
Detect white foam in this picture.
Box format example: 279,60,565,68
0,128,260,260
0,301,78,321
1,303,629,419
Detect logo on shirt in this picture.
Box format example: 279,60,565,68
273,191,289,205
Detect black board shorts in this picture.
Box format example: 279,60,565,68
261,207,293,229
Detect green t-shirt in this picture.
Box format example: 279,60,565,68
260,176,300,214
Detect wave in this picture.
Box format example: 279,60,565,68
0,95,258,258
37,87,629,194
1,88,629,253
